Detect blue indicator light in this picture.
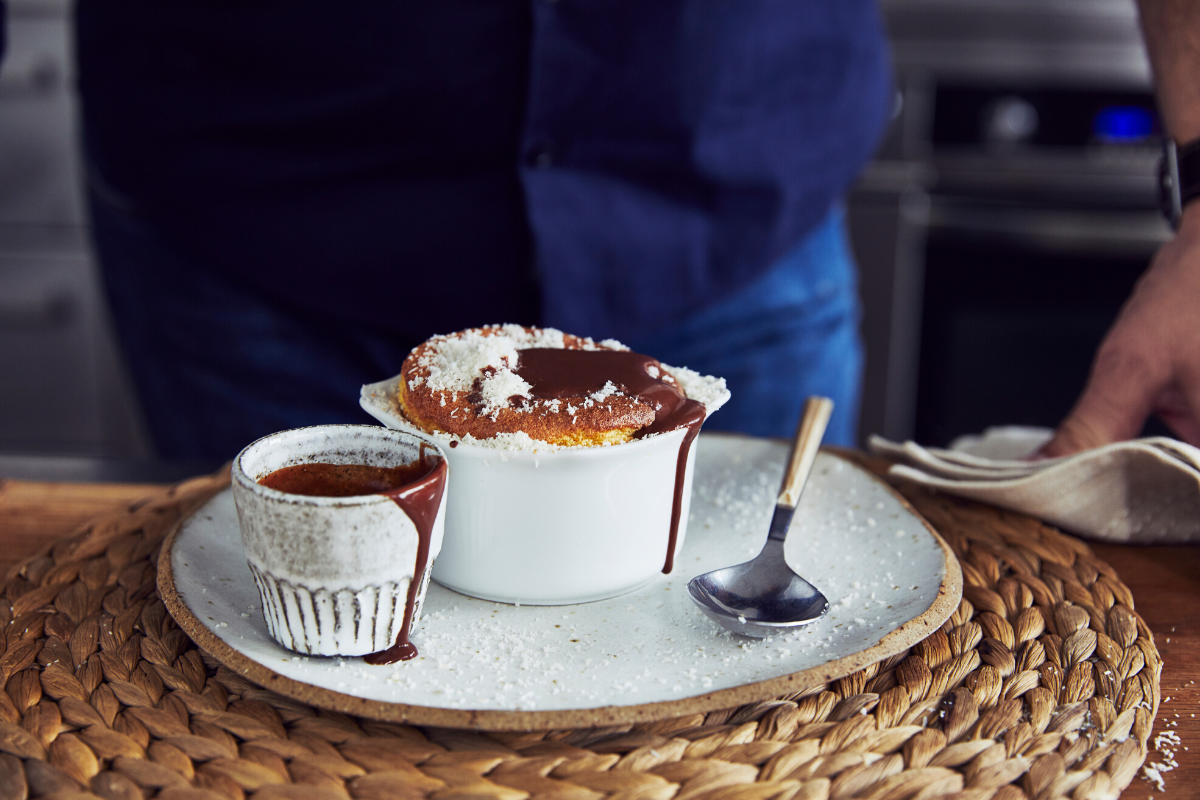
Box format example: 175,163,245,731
1093,106,1154,143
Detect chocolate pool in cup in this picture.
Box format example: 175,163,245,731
231,425,447,660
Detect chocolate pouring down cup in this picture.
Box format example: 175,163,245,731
231,425,447,659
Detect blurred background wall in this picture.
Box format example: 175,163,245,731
0,0,1172,464
0,0,149,460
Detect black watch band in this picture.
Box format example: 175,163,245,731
1160,137,1200,230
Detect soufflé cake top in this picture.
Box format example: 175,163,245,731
397,325,729,448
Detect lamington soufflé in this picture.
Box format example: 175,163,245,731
396,325,729,448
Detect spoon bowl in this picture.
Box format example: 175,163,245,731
687,397,833,637
688,520,828,637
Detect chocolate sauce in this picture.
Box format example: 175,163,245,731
257,453,447,664
258,462,433,497
515,348,706,573
364,454,447,664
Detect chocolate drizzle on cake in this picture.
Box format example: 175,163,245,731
515,348,706,573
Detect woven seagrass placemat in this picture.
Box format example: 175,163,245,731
0,458,1161,800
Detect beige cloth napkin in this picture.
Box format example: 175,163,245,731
868,427,1200,544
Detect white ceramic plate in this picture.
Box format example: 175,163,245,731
160,434,960,730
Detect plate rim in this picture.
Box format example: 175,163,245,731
157,435,962,731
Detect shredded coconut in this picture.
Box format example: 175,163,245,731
663,362,731,414
458,431,570,452
389,326,731,449
415,325,556,413
1143,729,1182,792
590,381,621,403
412,325,647,414
479,368,531,410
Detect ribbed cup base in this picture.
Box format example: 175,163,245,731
248,563,419,656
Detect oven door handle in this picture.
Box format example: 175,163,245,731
926,205,1172,256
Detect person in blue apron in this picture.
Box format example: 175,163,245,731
69,2,1200,459
75,2,892,459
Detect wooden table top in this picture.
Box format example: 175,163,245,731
0,476,1196,798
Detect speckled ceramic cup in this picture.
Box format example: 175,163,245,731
231,425,447,656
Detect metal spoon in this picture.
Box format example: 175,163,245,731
687,397,833,637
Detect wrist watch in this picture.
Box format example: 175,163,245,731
1160,137,1200,230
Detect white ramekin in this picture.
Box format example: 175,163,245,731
361,376,715,605
231,424,447,656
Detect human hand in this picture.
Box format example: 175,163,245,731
1041,204,1200,456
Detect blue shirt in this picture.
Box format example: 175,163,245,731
76,1,891,343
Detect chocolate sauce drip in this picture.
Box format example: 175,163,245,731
364,452,447,665
515,348,706,573
659,412,704,573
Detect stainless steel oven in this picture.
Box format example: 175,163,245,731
850,0,1172,445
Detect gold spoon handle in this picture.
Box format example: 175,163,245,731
776,396,834,509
